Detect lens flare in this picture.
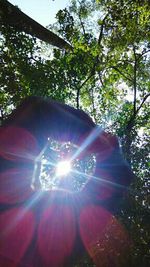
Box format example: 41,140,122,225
34,139,96,191
56,161,71,177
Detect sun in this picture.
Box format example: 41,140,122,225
56,160,71,177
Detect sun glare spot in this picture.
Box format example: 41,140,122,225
56,160,71,177
33,139,96,191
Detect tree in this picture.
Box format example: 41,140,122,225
0,0,149,266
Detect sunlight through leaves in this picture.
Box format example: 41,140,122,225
32,138,96,192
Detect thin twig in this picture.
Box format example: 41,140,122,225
78,13,86,37
137,49,150,60
111,66,133,82
98,72,104,86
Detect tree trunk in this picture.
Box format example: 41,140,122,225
0,0,72,50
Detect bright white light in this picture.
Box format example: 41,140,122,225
56,160,71,177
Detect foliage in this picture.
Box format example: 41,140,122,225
0,0,150,266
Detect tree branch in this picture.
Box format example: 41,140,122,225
78,13,86,37
98,72,104,86
97,15,108,46
123,92,150,162
94,15,108,67
76,15,107,109
137,49,150,60
76,14,108,109
76,72,94,109
0,107,4,125
90,83,97,122
0,0,72,50
111,66,133,82
133,46,137,115
136,93,150,114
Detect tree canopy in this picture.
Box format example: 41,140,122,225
0,0,150,266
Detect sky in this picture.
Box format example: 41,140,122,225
9,0,70,26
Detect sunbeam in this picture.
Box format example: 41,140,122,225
71,126,103,161
1,191,42,237
70,168,128,191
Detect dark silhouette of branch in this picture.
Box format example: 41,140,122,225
137,49,150,60
98,72,104,86
0,107,4,125
79,15,86,37
136,93,150,114
76,87,80,109
94,14,108,67
0,0,72,50
133,46,137,115
76,15,107,109
76,72,94,109
111,66,133,82
124,93,150,135
90,86,97,122
97,15,108,46
123,92,150,162
78,7,86,38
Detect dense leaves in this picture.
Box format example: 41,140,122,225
0,0,149,266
